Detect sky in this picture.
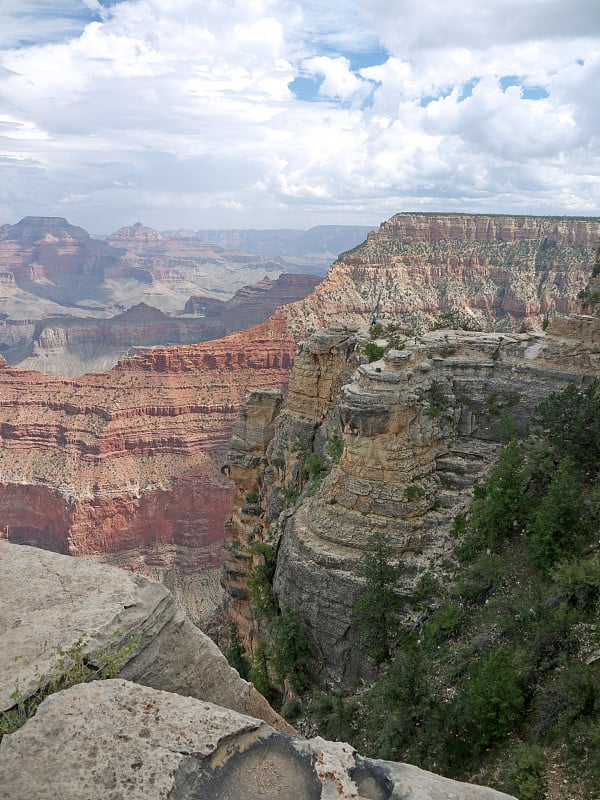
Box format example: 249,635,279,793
0,0,599,234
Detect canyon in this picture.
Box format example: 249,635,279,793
223,312,600,682
0,315,296,619
0,217,330,375
0,212,598,625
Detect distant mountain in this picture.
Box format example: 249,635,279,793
168,225,376,259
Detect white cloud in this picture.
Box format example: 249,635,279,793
0,0,598,231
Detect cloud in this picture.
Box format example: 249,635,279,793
0,0,598,231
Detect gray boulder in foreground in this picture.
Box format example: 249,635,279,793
0,542,289,731
0,679,517,800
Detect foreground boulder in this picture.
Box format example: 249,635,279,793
0,542,288,731
0,679,517,800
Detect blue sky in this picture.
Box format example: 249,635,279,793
0,0,599,233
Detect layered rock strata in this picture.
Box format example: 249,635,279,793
0,317,295,619
223,326,360,642
225,313,600,683
13,273,321,376
283,213,600,335
0,679,516,800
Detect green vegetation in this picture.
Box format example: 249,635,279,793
224,620,250,680
364,342,385,362
354,532,403,665
326,435,343,463
0,633,141,741
248,542,277,620
301,383,600,798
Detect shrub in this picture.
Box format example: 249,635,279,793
364,342,385,362
553,558,600,612
249,640,275,701
308,692,358,743
526,457,590,572
0,633,140,741
534,384,600,478
326,435,343,463
463,648,526,748
468,440,531,549
454,554,503,607
248,542,277,620
404,484,425,501
497,744,548,800
224,619,250,680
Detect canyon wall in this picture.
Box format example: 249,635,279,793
1,212,598,626
14,273,321,376
223,311,600,684
0,316,295,619
283,213,600,335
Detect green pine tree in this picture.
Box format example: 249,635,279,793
354,532,403,664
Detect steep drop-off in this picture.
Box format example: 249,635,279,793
0,316,295,619
2,212,598,627
283,213,600,335
224,311,600,682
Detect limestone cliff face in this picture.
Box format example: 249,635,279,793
283,213,600,335
223,327,359,642
225,314,600,683
0,320,295,619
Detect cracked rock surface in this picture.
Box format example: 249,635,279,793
0,542,289,731
0,680,517,800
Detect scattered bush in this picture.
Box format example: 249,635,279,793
270,604,313,692
364,342,385,362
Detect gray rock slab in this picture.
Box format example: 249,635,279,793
0,680,517,800
0,542,289,731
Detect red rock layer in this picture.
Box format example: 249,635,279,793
0,317,296,617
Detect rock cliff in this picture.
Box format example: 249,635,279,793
0,679,516,800
0,318,295,619
283,213,600,335
2,212,598,627
0,543,516,800
0,542,287,730
224,311,600,683
12,273,321,376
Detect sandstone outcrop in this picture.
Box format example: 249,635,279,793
224,312,600,683
0,318,295,618
0,542,287,731
0,679,517,800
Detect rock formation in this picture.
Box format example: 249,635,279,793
283,213,600,335
224,311,600,683
1,212,598,626
0,542,287,730
0,543,516,800
0,680,516,800
12,273,321,376
0,317,295,619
